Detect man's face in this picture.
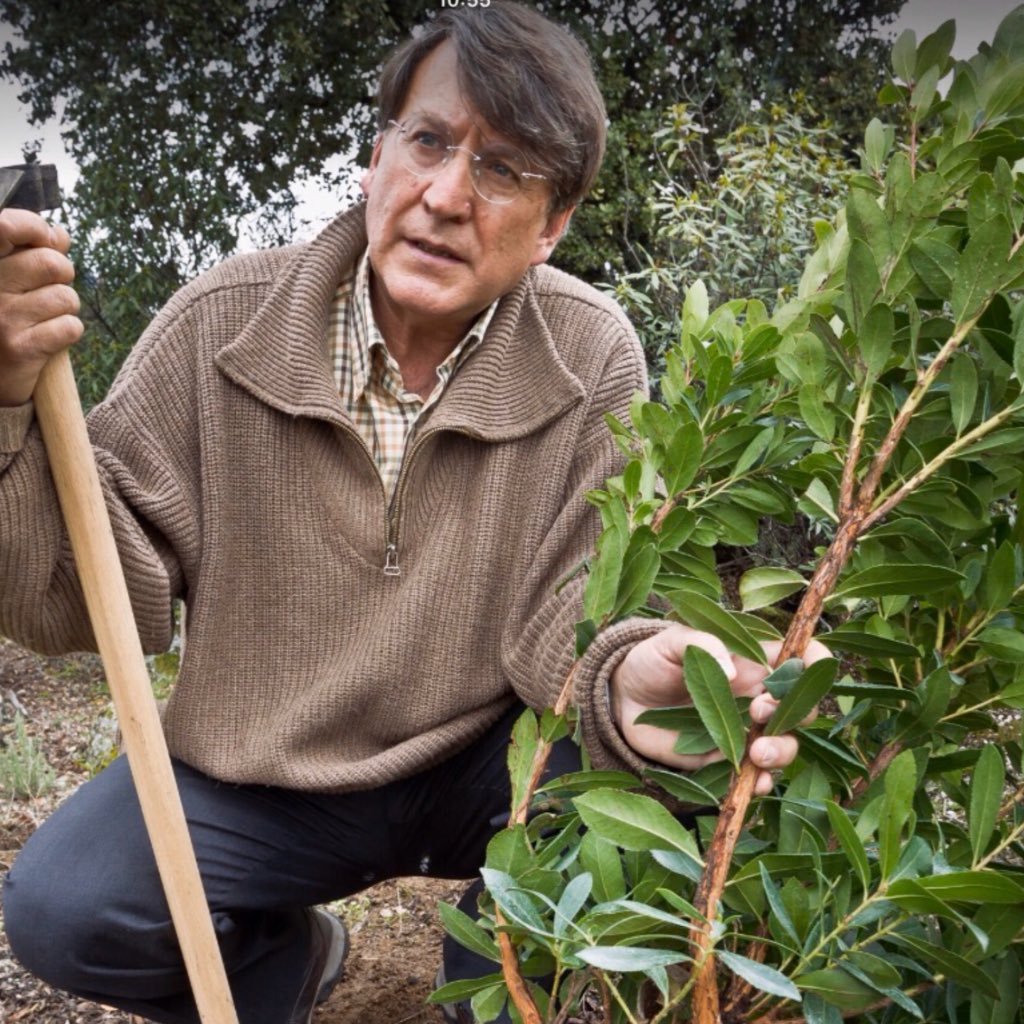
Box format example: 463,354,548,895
361,40,573,344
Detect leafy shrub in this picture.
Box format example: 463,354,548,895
606,99,852,369
434,11,1024,1024
0,714,56,800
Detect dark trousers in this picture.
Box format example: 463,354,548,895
3,704,580,1023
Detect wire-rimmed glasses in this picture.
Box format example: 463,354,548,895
387,115,548,205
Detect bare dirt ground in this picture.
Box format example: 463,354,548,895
0,636,466,1024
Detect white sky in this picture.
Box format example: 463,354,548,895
1,1,1021,223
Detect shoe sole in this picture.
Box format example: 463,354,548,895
314,910,349,1006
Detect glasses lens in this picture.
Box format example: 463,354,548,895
473,145,528,204
394,118,450,175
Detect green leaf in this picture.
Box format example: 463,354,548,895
970,952,1021,1024
859,303,894,377
880,749,917,878
573,789,704,861
645,767,720,807
635,705,718,756
758,861,801,948
578,832,626,903
818,628,920,660
915,18,955,78
507,710,539,822
847,189,891,255
909,236,958,299
664,422,703,496
682,279,709,336
888,934,1000,998
798,385,836,442
891,28,917,83
863,118,887,173
612,528,660,619
538,770,640,796
832,563,965,600
949,353,979,434
669,591,769,665
718,950,802,1002
471,983,508,1022
824,800,871,893
734,425,774,475
683,646,748,770
766,658,838,736
845,238,882,332
912,870,1024,904
480,868,551,935
797,968,878,1010
979,541,1017,612
576,946,687,972
554,872,592,937
762,659,805,699
952,215,1014,324
977,627,1024,663
969,744,1005,863
437,902,502,964
739,568,806,612
656,506,696,550
429,972,505,1004
584,518,628,622
910,64,940,122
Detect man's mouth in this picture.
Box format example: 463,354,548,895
410,239,463,261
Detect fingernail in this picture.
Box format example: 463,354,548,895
759,743,777,767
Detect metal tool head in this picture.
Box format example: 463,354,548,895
0,163,61,212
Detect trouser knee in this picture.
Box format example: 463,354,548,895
3,855,103,992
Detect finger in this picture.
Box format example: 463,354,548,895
0,245,76,293
749,733,799,771
25,313,84,353
748,691,779,724
754,769,777,796
0,209,70,258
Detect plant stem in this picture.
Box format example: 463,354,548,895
496,912,543,1024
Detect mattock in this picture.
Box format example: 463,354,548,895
1,162,239,1024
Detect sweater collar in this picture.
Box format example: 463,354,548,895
215,205,585,441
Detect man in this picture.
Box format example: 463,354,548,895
0,4,815,1022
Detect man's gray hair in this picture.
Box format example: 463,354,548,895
376,1,606,212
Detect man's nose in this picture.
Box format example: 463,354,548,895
421,148,476,215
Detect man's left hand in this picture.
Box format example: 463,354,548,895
610,624,830,795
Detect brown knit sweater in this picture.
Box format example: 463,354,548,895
0,205,658,791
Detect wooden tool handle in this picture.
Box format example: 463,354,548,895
33,351,239,1024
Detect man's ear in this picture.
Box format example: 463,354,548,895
530,205,575,266
360,136,385,198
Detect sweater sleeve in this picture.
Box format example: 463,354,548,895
0,299,207,657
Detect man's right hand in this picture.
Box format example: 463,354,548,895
0,209,83,407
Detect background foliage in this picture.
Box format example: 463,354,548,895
1,0,902,405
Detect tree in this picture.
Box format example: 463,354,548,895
432,10,1024,1023
1,0,902,403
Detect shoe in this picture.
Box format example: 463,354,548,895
434,966,473,1024
291,908,349,1023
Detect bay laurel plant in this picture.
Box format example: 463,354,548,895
431,12,1024,1024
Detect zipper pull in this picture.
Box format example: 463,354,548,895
383,544,401,577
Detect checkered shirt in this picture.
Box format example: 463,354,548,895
329,252,496,500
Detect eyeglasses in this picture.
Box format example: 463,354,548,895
387,116,548,205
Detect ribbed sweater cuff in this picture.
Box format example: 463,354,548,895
574,617,672,774
0,402,34,454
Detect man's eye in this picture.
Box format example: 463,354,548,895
411,131,445,151
483,158,519,182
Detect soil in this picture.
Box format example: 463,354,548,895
0,635,467,1024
